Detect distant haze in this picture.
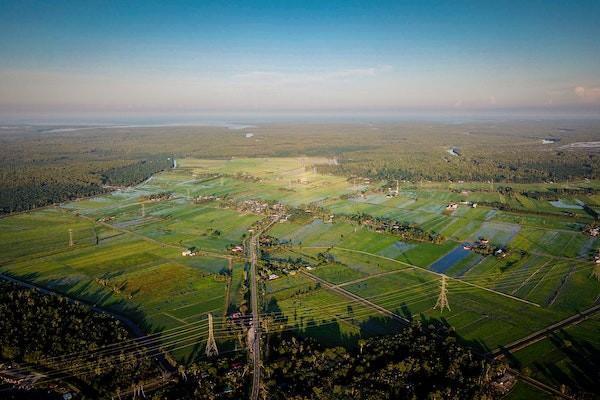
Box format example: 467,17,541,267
1,1,599,120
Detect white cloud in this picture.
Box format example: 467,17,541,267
574,85,600,101
230,65,393,87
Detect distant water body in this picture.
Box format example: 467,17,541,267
38,121,256,133
4,112,600,127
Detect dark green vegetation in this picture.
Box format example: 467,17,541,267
0,280,159,398
263,323,504,400
2,120,600,213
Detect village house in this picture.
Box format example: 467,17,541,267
495,248,507,257
230,245,244,253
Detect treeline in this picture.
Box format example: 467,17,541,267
348,213,444,243
522,187,600,200
0,180,105,214
139,191,173,202
263,322,506,399
0,156,172,214
317,152,599,184
0,280,160,397
101,157,173,186
476,201,578,218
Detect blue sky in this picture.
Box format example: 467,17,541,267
1,0,599,118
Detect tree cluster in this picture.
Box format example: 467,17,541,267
0,281,160,397
263,323,506,399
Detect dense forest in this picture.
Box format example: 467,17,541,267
0,280,160,398
0,155,172,213
1,121,599,214
262,323,506,400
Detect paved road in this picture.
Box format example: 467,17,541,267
248,216,280,400
248,234,261,400
508,368,574,400
490,303,600,357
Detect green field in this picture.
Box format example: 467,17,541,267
1,156,598,394
509,315,600,394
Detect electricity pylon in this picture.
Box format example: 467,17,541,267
205,313,219,357
434,274,450,312
68,228,74,247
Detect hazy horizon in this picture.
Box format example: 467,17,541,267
1,1,600,120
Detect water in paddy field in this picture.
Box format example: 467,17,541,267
549,199,584,209
429,246,470,273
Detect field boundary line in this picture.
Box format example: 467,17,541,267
61,207,243,262
162,312,189,325
510,259,550,295
303,246,541,307
300,270,411,324
336,268,415,288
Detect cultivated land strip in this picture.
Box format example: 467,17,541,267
336,268,414,287
302,246,541,307
300,270,411,324
61,206,241,262
490,303,600,357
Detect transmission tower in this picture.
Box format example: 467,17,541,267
68,228,74,247
434,274,450,312
205,313,219,357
